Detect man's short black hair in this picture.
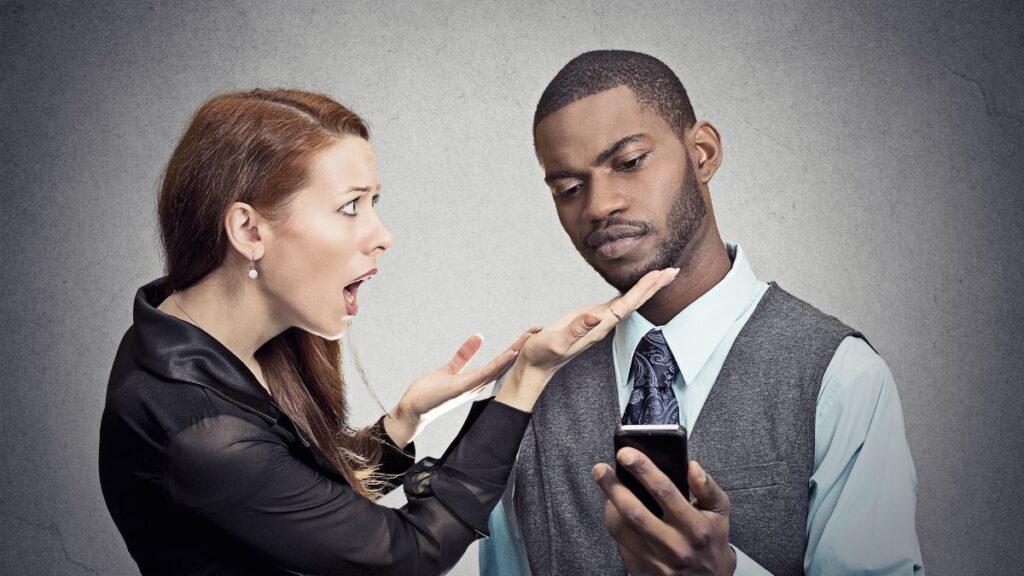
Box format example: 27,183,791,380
533,50,696,141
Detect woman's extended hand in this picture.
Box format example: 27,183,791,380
495,267,679,412
384,329,539,448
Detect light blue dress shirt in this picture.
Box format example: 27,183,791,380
480,242,923,575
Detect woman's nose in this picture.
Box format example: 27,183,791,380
368,214,393,256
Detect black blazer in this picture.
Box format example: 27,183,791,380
99,278,530,575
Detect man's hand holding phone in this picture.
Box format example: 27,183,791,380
593,449,737,575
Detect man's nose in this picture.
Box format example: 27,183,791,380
582,177,629,223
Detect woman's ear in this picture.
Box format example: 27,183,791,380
224,202,265,263
689,121,723,184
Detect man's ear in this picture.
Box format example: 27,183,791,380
224,202,266,264
689,121,723,184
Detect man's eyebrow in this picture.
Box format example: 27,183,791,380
543,134,649,183
544,170,581,184
594,133,647,166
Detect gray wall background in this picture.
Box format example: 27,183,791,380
2,1,1022,574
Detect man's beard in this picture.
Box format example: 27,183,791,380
581,158,706,293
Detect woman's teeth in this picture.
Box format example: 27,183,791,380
343,273,374,316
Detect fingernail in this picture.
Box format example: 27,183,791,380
620,452,635,466
697,462,707,484
592,466,605,481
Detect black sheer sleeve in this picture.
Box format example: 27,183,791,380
369,415,416,493
165,398,529,575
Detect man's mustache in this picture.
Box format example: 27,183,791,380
586,219,655,250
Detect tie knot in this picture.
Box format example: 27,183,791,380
630,329,677,390
622,329,680,426
637,329,672,362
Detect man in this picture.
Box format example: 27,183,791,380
480,51,923,575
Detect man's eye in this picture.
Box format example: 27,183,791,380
618,153,649,171
556,184,582,199
339,200,358,216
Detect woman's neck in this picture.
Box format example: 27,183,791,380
157,271,283,393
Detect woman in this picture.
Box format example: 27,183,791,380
98,89,677,575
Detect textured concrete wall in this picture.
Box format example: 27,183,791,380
2,1,1022,574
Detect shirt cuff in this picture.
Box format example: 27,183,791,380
732,544,774,576
372,415,416,484
404,398,532,537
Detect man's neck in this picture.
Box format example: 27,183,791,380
637,231,731,326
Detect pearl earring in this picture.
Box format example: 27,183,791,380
248,254,259,280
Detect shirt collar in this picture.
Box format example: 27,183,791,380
130,277,281,422
612,242,764,388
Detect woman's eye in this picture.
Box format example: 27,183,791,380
339,199,358,216
618,153,649,171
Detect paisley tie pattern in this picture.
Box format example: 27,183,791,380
621,329,680,425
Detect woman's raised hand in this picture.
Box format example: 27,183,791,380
495,267,679,412
383,267,678,445
384,329,539,448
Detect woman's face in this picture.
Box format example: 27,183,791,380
262,136,392,339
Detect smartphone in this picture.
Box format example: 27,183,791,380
613,424,689,517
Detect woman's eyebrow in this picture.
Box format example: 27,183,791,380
336,185,382,196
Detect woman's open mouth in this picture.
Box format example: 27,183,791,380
343,269,376,316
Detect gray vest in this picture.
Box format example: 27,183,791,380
514,283,866,576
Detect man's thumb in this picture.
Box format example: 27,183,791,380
689,460,730,516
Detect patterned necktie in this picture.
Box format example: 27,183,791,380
621,329,680,425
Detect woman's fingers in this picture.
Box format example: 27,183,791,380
443,334,485,375
454,327,542,391
510,327,543,351
558,311,604,351
517,268,679,372
443,270,677,380
612,267,679,318
473,349,518,385
565,268,679,353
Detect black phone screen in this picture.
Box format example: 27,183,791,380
613,424,689,517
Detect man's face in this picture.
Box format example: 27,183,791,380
535,85,706,292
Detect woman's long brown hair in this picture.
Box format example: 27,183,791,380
157,89,384,498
